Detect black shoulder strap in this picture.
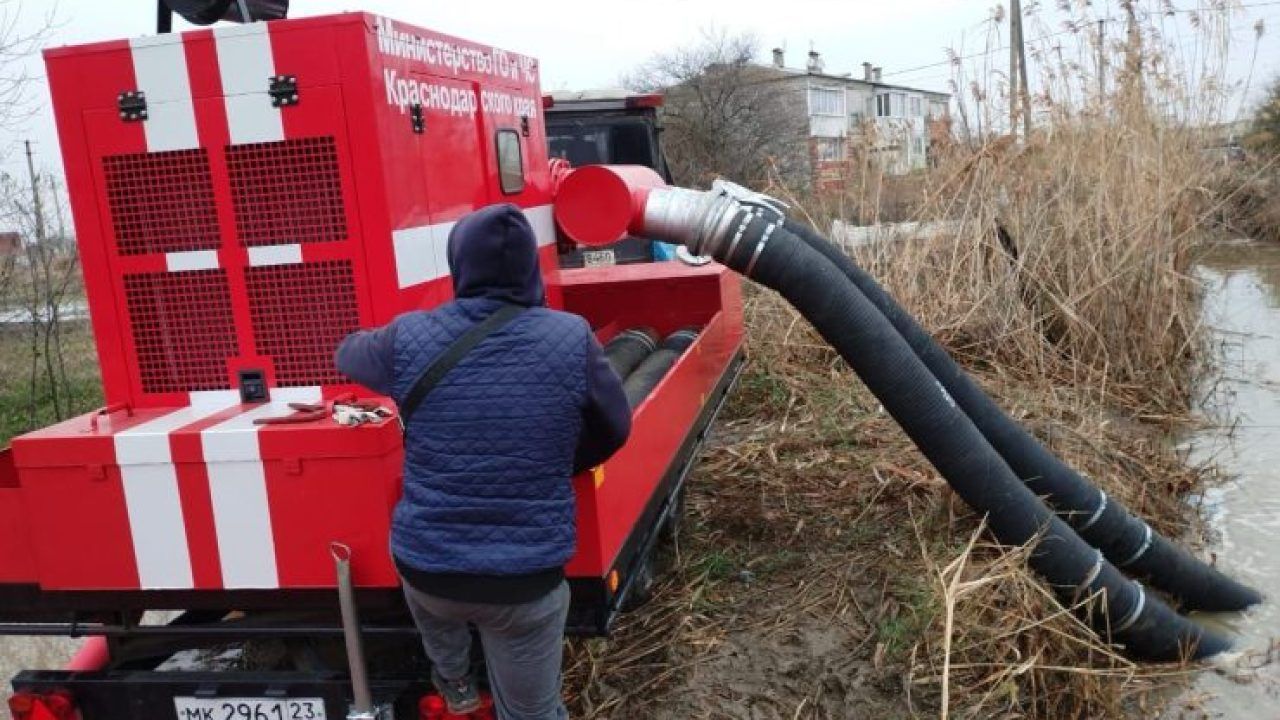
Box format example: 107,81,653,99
399,304,527,434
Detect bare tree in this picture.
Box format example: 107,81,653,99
0,3,80,438
624,30,810,190
0,1,55,141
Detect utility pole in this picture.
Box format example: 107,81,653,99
1012,0,1031,140
1097,19,1106,103
1009,0,1019,137
24,141,46,247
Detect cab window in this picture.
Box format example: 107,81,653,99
496,129,524,194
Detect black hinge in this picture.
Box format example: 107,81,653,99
269,75,299,107
410,103,425,134
117,90,147,122
520,114,531,137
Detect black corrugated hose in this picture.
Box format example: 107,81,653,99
782,219,1261,614
644,193,1228,660
605,327,661,380
622,329,699,408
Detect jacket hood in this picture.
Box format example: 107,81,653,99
446,203,545,306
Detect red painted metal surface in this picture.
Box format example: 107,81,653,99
553,165,663,247
2,12,744,602
561,263,743,575
0,449,35,584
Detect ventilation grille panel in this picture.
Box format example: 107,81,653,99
103,149,221,256
124,270,238,393
246,261,359,386
227,136,347,247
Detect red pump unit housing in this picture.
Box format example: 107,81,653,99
0,12,743,639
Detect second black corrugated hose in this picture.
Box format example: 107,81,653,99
781,219,1261,614
640,188,1229,660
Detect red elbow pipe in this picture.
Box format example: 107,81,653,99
63,636,109,672
553,164,666,247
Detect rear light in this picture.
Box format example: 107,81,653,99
44,691,76,718
419,694,446,719
7,690,77,720
625,93,664,109
419,691,495,720
7,692,36,717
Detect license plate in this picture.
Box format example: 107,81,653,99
582,249,616,267
173,697,326,720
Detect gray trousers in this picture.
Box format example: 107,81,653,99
402,579,571,720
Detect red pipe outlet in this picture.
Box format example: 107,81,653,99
553,165,666,247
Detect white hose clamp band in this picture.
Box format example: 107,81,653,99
622,329,657,353
724,211,754,265
1073,549,1104,598
1112,582,1146,634
1117,523,1154,567
699,201,743,259
745,222,778,278
1078,490,1108,531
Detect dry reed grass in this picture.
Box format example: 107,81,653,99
564,236,1213,717
560,3,1258,717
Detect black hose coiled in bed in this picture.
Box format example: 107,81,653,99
622,329,699,408
649,196,1228,660
605,327,660,380
782,219,1261,614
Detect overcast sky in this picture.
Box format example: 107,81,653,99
0,0,1276,179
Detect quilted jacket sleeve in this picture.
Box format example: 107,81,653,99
573,335,632,474
334,320,398,397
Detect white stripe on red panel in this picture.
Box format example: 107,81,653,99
165,250,220,272
214,23,283,145
391,222,450,289
189,390,242,408
392,204,554,289
200,386,320,588
128,35,199,152
525,204,556,248
247,243,303,267
113,399,239,589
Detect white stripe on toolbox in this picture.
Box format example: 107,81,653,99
392,204,554,289
189,390,242,409
114,399,238,589
165,250,220,272
129,35,199,152
214,23,284,145
247,243,302,266
201,386,321,588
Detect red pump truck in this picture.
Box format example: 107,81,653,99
0,6,743,718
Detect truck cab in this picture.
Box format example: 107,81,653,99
545,89,674,268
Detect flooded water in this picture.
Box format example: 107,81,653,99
1172,240,1280,718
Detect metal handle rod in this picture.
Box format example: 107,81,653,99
331,542,374,716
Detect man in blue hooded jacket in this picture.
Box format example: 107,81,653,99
335,203,631,719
